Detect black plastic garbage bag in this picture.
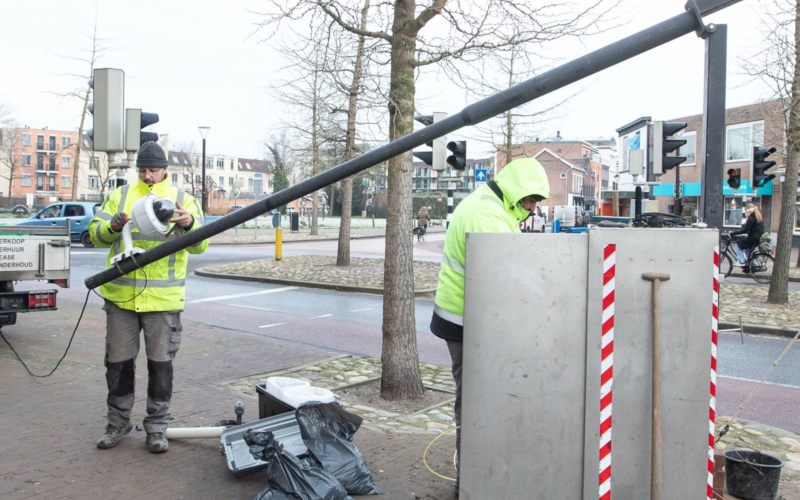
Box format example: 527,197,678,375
245,429,352,500
296,402,383,495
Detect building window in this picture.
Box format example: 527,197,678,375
49,136,56,150
229,177,234,186
107,179,116,189
726,121,764,162
249,178,254,188
230,159,235,170
195,174,202,183
21,133,31,146
61,175,71,188
61,156,71,169
89,175,100,189
49,155,56,170
724,196,762,227
37,175,44,189
49,174,56,190
37,135,44,149
677,131,697,166
21,154,31,166
62,136,71,148
91,155,100,170
171,173,178,182
269,179,273,188
217,158,224,169
21,174,31,187
37,154,44,169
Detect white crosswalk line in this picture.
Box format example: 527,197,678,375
187,286,298,304
311,314,333,319
258,323,285,329
351,308,373,312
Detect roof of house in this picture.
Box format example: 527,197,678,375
533,148,585,173
237,157,271,174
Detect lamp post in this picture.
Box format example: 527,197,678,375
198,126,210,215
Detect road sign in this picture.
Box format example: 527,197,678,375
475,169,487,183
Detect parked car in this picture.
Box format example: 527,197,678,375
16,202,100,247
520,209,546,233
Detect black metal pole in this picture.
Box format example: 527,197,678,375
201,138,207,215
635,186,643,225
85,0,741,290
700,24,727,229
675,163,682,217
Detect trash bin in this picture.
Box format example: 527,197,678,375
291,212,300,231
272,212,281,228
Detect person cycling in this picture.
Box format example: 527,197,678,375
729,202,764,267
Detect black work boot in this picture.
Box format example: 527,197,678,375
146,432,169,453
97,424,132,449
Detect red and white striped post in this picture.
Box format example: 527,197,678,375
599,243,615,500
707,247,719,500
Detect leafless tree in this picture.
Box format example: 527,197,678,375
741,0,800,303
0,103,22,196
257,0,621,400
49,12,112,201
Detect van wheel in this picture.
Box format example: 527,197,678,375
81,232,95,248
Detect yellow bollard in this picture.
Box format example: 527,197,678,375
275,228,282,261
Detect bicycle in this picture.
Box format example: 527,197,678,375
719,233,775,284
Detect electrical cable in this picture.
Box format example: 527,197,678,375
0,288,91,378
3,264,149,378
422,426,459,482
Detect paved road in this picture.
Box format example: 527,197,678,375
11,236,800,433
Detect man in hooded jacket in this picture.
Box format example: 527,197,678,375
89,141,208,453
430,157,550,495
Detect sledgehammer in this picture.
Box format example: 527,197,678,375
642,272,670,500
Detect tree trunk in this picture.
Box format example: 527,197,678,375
380,3,425,400
71,88,91,201
337,0,370,267
311,62,320,236
768,0,800,304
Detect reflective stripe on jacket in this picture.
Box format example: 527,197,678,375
89,177,208,312
434,158,550,321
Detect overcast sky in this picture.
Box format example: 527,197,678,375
0,0,772,161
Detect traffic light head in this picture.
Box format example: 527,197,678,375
752,146,777,188
650,121,687,177
446,141,467,170
88,68,125,152
726,168,741,189
413,112,447,170
125,109,160,152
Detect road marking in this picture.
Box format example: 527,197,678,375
258,323,285,329
311,314,333,319
227,304,273,312
187,286,298,304
718,375,800,389
351,308,373,312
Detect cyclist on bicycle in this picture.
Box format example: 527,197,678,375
729,203,764,267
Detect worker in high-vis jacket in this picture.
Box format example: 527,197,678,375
89,141,208,453
429,157,549,495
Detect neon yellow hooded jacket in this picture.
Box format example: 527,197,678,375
433,158,550,324
89,177,208,313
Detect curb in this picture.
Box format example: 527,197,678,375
728,272,800,283
718,321,799,339
208,228,448,246
194,268,437,297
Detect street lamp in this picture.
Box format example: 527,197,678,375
198,126,211,215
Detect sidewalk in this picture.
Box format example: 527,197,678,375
209,224,447,245
2,297,798,499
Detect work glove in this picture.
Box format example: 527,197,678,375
110,213,130,232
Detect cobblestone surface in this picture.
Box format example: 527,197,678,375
720,283,800,331
221,355,457,434
715,416,800,482
203,255,441,292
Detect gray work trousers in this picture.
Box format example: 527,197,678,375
446,340,463,488
103,300,182,434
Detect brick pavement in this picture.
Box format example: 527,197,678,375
0,297,455,500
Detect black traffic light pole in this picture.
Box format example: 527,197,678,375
700,24,728,229
86,0,741,290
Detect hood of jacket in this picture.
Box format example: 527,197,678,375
493,158,550,222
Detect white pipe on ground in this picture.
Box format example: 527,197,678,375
164,427,224,439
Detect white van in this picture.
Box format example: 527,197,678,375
520,207,547,233
554,205,580,228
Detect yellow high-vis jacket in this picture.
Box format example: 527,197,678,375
89,178,208,312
